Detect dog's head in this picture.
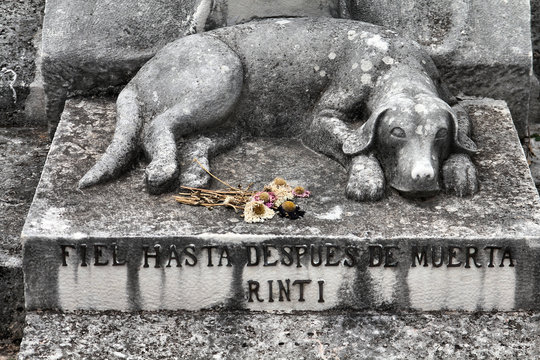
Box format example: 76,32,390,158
343,95,477,197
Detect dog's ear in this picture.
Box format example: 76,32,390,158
343,108,388,156
447,109,477,154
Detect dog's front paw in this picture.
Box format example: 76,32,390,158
345,155,385,201
442,154,478,197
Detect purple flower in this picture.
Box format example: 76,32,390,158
253,191,277,208
292,186,311,198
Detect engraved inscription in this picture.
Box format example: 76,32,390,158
59,242,517,305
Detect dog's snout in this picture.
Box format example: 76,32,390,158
411,162,434,181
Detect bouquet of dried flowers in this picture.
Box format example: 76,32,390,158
174,159,310,223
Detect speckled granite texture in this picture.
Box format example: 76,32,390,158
18,310,540,359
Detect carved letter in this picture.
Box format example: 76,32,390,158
293,280,312,302
411,246,428,267
246,245,260,266
278,279,291,302
447,246,462,267
325,245,340,266
143,244,161,268
384,246,399,267
167,245,181,267
80,244,88,267
281,246,294,266
218,247,232,267
310,245,323,266
61,245,75,266
263,245,278,266
344,247,358,267
295,245,308,268
465,246,481,268
183,246,197,266
93,244,109,266
201,246,216,267
112,243,126,266
432,246,444,268
247,280,263,302
484,246,501,268
369,245,383,267
318,280,325,303
268,280,274,302
500,247,515,267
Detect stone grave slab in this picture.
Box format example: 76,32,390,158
22,97,540,312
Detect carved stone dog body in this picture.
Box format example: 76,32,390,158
80,17,478,200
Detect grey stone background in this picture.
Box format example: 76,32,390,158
0,0,45,126
1,0,540,358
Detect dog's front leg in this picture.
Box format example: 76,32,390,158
442,153,478,197
306,109,385,201
346,154,385,201
305,109,353,167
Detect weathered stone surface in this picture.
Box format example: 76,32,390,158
18,310,540,359
1,128,50,254
349,0,533,137
0,0,45,126
39,0,534,137
40,0,199,134
530,123,540,187
533,0,540,78
210,0,344,27
0,127,49,344
22,97,540,311
0,254,24,344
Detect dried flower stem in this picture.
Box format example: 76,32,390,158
192,158,240,190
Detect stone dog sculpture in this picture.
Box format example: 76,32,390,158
79,18,478,201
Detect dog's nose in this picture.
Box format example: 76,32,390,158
411,162,435,181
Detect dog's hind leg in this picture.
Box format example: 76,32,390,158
142,108,183,194
179,127,241,188
141,43,244,194
142,103,242,194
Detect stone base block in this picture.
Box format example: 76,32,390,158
0,253,24,342
18,311,540,359
22,98,540,312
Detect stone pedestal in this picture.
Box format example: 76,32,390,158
22,98,540,312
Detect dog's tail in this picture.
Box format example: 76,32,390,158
79,87,143,189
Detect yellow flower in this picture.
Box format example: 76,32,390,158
267,177,293,206
244,200,275,223
272,187,294,207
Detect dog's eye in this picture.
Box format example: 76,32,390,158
436,128,448,139
390,127,406,138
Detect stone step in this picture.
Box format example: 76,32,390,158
17,310,540,359
21,97,540,312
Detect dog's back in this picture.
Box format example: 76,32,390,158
133,17,437,136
